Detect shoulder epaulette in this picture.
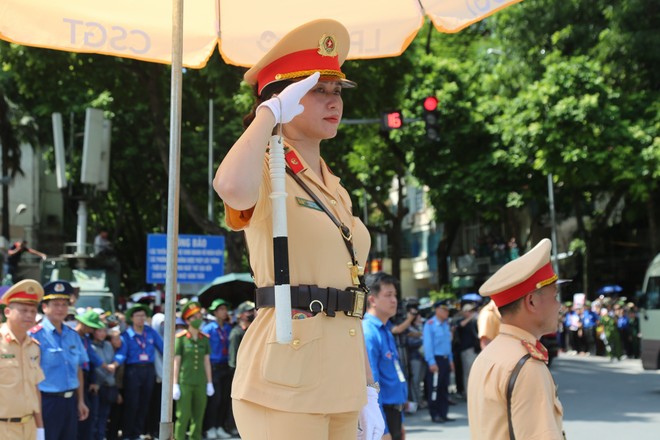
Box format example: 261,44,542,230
29,324,43,333
521,339,549,362
176,330,188,338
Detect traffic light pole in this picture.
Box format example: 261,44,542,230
342,117,421,125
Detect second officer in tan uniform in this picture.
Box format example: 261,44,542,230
0,279,45,440
468,238,566,440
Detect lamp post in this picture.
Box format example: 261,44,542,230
547,174,559,276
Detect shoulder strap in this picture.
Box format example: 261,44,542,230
507,353,532,440
285,167,366,290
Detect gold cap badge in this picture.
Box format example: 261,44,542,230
318,34,338,57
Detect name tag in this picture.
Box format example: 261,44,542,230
139,353,149,362
0,354,15,359
394,360,406,383
296,197,322,211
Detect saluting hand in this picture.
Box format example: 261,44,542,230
258,72,321,125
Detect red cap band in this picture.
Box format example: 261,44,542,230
257,49,342,95
8,291,39,303
491,262,557,307
183,306,201,320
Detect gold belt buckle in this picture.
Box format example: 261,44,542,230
350,290,365,319
63,391,74,398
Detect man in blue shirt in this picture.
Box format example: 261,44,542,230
363,273,408,440
30,280,89,440
423,300,455,423
202,299,234,439
114,304,163,440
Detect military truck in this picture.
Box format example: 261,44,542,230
41,253,121,313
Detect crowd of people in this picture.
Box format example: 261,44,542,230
0,277,254,440
369,277,640,436
361,271,501,438
559,297,641,361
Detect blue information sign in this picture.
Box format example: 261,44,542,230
146,234,224,284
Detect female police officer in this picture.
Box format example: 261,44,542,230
214,19,383,440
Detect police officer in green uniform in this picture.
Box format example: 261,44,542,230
173,301,214,440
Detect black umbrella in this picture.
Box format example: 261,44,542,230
197,272,255,309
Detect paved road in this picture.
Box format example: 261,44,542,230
404,354,660,439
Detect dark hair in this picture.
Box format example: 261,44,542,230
242,80,294,129
498,296,524,317
365,272,399,297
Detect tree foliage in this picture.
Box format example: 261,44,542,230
0,0,657,294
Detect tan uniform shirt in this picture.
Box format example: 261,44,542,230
467,324,564,440
225,147,370,413
477,300,501,341
0,324,44,417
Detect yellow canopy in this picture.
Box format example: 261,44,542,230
0,0,522,68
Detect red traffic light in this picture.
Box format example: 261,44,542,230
423,96,439,112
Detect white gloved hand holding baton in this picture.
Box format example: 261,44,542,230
357,386,385,440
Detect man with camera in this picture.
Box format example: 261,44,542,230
5,240,46,283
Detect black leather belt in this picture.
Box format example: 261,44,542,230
0,415,33,423
41,390,75,398
256,285,367,318
383,404,404,412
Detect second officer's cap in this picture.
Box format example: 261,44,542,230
479,238,570,307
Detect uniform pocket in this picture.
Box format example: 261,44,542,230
0,357,19,386
262,315,323,389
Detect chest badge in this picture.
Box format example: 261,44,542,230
296,197,322,211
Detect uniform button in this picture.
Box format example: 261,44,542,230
349,329,356,336
292,339,300,346
330,199,337,205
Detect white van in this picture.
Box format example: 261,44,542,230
640,253,660,370
75,290,116,313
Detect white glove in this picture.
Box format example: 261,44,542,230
36,428,45,440
172,384,181,400
257,72,320,126
206,382,215,396
357,386,385,440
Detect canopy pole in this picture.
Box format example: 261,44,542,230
159,0,184,438
208,98,214,222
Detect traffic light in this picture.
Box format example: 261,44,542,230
422,96,440,141
381,110,403,131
